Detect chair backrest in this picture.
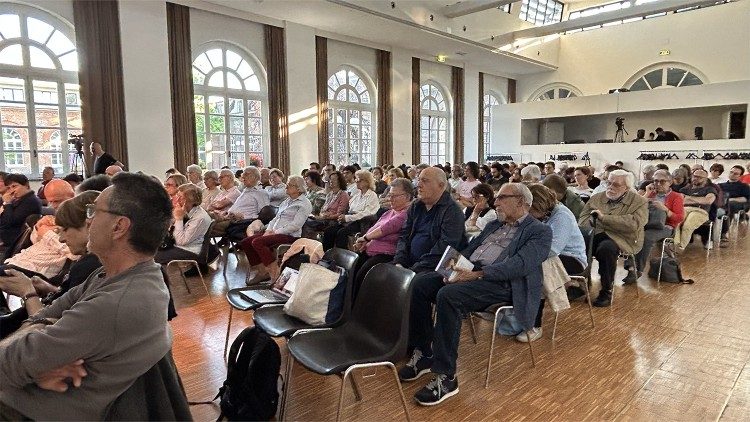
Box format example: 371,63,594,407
6,225,33,259
349,264,415,359
198,220,218,264
258,205,278,225
321,247,359,320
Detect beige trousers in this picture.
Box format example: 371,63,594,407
673,206,709,249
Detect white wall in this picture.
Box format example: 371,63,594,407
118,0,175,174
391,47,412,165
18,0,73,24
285,22,318,175
190,8,266,69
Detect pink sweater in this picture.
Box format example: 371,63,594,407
364,208,408,256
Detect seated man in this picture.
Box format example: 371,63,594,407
206,169,241,213
398,183,552,405
673,169,716,250
719,165,750,234
392,167,466,274
579,169,648,307
210,166,269,240
0,174,42,248
625,170,684,283
0,172,173,420
2,180,77,279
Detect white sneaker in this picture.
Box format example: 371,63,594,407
516,327,543,343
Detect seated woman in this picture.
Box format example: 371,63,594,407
200,170,221,210
240,176,312,284
371,166,388,195
543,173,585,219
302,170,349,238
322,170,379,250
0,191,103,338
351,178,412,299
523,184,587,342
265,168,288,206
155,183,212,264
164,173,188,210
304,170,326,215
456,162,481,212
465,183,498,233
568,166,594,202
378,167,405,209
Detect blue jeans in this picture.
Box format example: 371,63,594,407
408,271,512,376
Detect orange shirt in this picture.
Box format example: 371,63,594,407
741,174,750,185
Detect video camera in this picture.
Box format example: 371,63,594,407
68,134,84,156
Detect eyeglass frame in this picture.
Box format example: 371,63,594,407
86,203,128,219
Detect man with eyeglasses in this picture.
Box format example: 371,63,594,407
673,169,717,251
210,166,269,241
206,169,241,213
0,172,173,420
718,165,750,237
398,182,551,406
625,170,684,284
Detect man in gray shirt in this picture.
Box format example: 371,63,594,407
0,172,174,420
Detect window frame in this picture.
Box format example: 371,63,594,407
519,0,564,25
419,81,451,166
625,62,707,91
482,91,505,156
528,83,582,102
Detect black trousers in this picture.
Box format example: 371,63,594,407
154,247,200,265
321,220,362,250
591,233,619,296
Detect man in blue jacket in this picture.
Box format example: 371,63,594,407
398,182,552,406
393,167,466,273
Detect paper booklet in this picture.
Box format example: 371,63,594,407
435,246,474,282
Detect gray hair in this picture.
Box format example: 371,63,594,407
609,169,635,190
186,164,202,176
642,164,656,174
389,177,414,199
653,169,672,181
219,169,234,179
244,166,261,180
204,170,218,181
520,165,541,182
286,175,306,194
506,182,533,206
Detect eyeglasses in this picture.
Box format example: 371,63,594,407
86,204,127,219
495,194,522,201
653,179,670,184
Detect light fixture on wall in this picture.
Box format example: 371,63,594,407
436,54,447,63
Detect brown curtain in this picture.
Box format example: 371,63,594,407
315,36,328,165
451,66,464,164
376,50,392,165
478,72,485,163
265,25,290,175
411,57,420,165
508,78,517,103
73,0,128,174
166,2,196,174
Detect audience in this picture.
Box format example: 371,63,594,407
371,166,388,195
544,161,555,176
569,166,594,202
304,171,326,215
741,163,750,184
211,166,269,241
456,162,481,210
487,163,509,191
0,172,172,420
240,176,312,284
520,164,541,183
543,173,584,219
673,169,716,251
671,167,689,192
0,174,42,248
465,183,497,232
265,168,288,206
36,166,54,204
76,174,112,193
302,170,349,237
398,183,551,406
186,164,205,189
709,163,728,184
638,164,656,191
393,167,466,273
719,165,750,230
341,165,358,196
154,183,212,264
200,170,221,209
351,177,412,298
579,169,648,307
104,165,123,177
259,167,271,188
448,164,463,191
207,169,241,213
62,173,83,191
321,170,379,250
164,173,188,209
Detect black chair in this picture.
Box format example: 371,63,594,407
166,221,219,301
258,205,278,225
2,224,32,261
282,264,415,421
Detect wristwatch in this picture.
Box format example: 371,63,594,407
21,291,39,307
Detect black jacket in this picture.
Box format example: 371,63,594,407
0,191,42,246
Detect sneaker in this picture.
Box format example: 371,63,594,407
566,286,586,302
414,374,459,406
516,327,543,343
398,349,433,382
593,292,611,307
621,270,641,285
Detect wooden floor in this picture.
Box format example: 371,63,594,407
170,233,750,421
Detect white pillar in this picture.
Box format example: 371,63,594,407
391,47,413,165
285,22,318,174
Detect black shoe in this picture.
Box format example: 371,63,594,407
593,292,611,307
566,286,586,302
398,349,433,382
621,270,641,285
414,374,459,406
183,267,200,277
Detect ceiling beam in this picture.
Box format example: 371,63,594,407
490,0,721,45
441,0,516,18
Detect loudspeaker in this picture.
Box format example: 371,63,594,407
694,126,704,140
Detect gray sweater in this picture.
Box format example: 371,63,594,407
0,260,172,420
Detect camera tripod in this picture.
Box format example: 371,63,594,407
70,151,85,178
614,126,628,143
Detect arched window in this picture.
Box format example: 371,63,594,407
483,92,505,155
530,83,582,101
0,5,80,177
192,43,267,169
327,67,376,167
626,63,706,91
420,82,450,165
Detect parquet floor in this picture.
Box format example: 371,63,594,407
170,233,750,421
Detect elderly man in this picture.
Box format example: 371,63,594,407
625,170,684,283
579,169,648,307
0,172,173,420
207,169,241,213
393,167,466,273
0,174,42,248
36,166,55,204
398,183,552,405
186,164,205,189
90,142,124,175
211,166,269,240
673,169,717,250
448,164,463,191
1,180,77,279
520,165,541,183
638,164,657,191
104,165,122,177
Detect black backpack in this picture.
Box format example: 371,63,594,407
216,327,281,421
648,257,694,284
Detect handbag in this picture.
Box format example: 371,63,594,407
645,203,667,230
159,226,176,250
648,257,694,284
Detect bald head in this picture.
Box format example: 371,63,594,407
44,178,75,210
416,167,448,206
105,165,123,177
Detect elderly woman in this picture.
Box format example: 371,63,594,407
240,175,313,284
304,170,326,215
569,166,594,202
155,184,212,264
322,169,379,250
0,191,103,338
186,164,205,189
265,168,288,206
524,184,587,341
350,178,412,298
302,170,349,237
466,183,498,232
200,170,221,210
164,173,188,209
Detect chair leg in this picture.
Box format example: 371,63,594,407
279,347,293,421
525,331,536,367
222,246,229,277
657,239,666,284
167,261,191,293
552,311,559,341
485,310,503,388
632,255,640,298
468,314,478,344
224,307,234,361
581,277,595,329
348,373,362,401
386,362,412,422
336,371,348,422
191,261,214,303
